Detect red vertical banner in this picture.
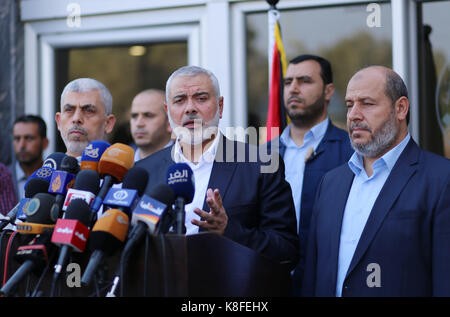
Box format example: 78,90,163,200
266,14,288,142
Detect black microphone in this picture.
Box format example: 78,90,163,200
120,184,175,267
0,178,50,231
60,169,100,225
107,184,175,297
0,193,57,297
43,152,67,170
50,198,92,296
48,156,79,220
166,163,195,234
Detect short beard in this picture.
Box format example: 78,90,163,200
62,136,89,156
349,110,399,158
287,93,326,128
168,107,220,146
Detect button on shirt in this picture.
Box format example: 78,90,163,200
336,133,411,297
172,132,221,235
280,118,329,233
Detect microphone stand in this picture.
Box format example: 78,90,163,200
174,197,186,235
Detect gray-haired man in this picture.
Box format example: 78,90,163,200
56,78,116,158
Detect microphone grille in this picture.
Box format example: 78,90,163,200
65,199,92,227
122,166,149,197
74,170,101,195
24,193,56,224
24,178,50,198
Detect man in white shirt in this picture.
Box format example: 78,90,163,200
136,65,299,268
266,55,353,295
55,78,116,160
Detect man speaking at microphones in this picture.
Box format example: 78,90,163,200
55,78,116,160
136,66,299,268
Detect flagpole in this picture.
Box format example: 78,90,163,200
267,0,280,87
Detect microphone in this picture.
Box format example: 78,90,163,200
23,166,55,193
121,184,175,264
103,166,149,214
109,184,174,297
60,169,100,224
90,143,135,213
0,233,54,297
0,178,50,230
81,208,129,286
0,193,57,296
43,152,67,170
48,156,79,220
15,193,57,235
50,198,92,293
166,163,195,234
80,141,110,172
134,184,176,235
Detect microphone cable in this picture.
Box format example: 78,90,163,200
2,231,18,288
0,229,11,285
143,232,149,297
30,250,58,297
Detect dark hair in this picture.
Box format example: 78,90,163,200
289,54,333,85
13,114,47,139
384,71,410,125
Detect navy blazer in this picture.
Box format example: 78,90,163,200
135,134,300,269
267,121,353,295
302,139,450,296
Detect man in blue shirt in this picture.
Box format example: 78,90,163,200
267,55,353,295
302,65,450,297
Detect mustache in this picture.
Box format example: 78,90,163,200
68,125,88,136
287,96,305,104
349,122,372,133
181,114,203,125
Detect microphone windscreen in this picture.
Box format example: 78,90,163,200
149,184,175,206
81,141,111,171
98,143,134,183
64,199,92,227
24,178,50,198
23,193,56,224
89,209,129,253
74,170,100,195
24,166,55,194
61,155,80,174
43,152,67,170
28,166,54,183
166,163,195,204
122,166,149,197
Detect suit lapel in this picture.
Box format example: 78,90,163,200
202,135,238,211
345,139,420,278
329,166,355,288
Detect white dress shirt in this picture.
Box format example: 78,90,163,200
172,132,221,235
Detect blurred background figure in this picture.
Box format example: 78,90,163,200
0,162,17,215
129,89,173,162
10,114,49,199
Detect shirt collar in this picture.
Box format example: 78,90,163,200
280,118,329,148
348,133,411,175
173,130,221,166
15,161,26,181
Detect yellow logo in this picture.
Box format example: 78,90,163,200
52,174,62,192
37,167,53,179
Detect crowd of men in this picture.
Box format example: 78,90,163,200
1,55,449,297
